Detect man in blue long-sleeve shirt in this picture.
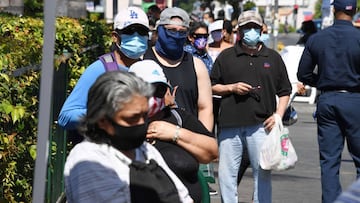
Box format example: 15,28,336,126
297,1,360,202
58,7,149,133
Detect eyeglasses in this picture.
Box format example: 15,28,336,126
153,83,168,98
193,33,209,39
121,25,149,36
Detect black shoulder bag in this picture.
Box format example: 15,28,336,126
129,159,181,203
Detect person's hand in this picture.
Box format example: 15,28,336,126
231,82,253,95
147,121,178,142
297,82,306,95
263,114,277,132
165,86,178,108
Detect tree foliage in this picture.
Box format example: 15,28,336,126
24,0,43,17
243,1,257,11
0,13,111,202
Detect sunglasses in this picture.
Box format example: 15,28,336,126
121,25,149,36
153,83,168,98
238,24,262,32
164,27,188,37
193,33,209,39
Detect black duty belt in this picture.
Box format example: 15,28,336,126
321,89,360,94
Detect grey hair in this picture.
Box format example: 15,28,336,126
78,71,154,142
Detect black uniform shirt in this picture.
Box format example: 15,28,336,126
210,43,292,127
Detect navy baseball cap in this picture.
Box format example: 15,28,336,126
331,0,357,11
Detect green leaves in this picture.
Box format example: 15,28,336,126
11,106,26,124
0,14,111,202
29,145,37,160
0,100,26,124
0,100,12,114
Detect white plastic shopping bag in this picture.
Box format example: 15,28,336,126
260,114,298,171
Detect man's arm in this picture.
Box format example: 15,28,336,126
276,95,290,118
212,82,253,96
297,44,318,87
263,95,290,132
193,57,213,131
58,61,105,130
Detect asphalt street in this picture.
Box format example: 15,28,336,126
209,101,358,203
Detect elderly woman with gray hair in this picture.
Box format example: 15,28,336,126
63,71,193,203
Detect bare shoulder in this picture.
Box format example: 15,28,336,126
192,57,208,75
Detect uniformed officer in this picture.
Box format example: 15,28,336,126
297,0,360,202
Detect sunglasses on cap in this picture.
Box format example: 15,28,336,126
120,25,149,36
153,83,168,98
193,33,209,39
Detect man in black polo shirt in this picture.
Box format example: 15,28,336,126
298,0,360,202
210,10,291,203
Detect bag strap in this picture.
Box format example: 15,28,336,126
98,52,118,72
170,109,182,127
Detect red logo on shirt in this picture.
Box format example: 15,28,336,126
263,62,271,69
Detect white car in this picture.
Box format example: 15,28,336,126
280,45,318,104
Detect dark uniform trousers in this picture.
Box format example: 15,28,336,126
316,91,360,202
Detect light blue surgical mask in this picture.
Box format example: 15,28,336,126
259,33,270,47
203,20,210,26
242,28,261,47
118,33,148,59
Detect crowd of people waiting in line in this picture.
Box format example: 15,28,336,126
58,0,360,202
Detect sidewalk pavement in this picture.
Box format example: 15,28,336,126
209,102,357,203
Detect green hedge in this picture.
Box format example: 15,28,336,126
0,13,111,202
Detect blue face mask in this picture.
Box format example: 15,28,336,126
242,28,261,47
155,26,187,60
259,33,270,47
211,30,223,42
118,33,148,59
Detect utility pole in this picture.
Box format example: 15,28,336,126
273,0,279,50
293,0,298,29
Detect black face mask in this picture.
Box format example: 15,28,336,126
107,119,148,151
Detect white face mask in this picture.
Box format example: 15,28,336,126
148,96,165,117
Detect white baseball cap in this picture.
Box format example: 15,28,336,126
113,6,149,30
209,20,223,33
129,60,172,89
